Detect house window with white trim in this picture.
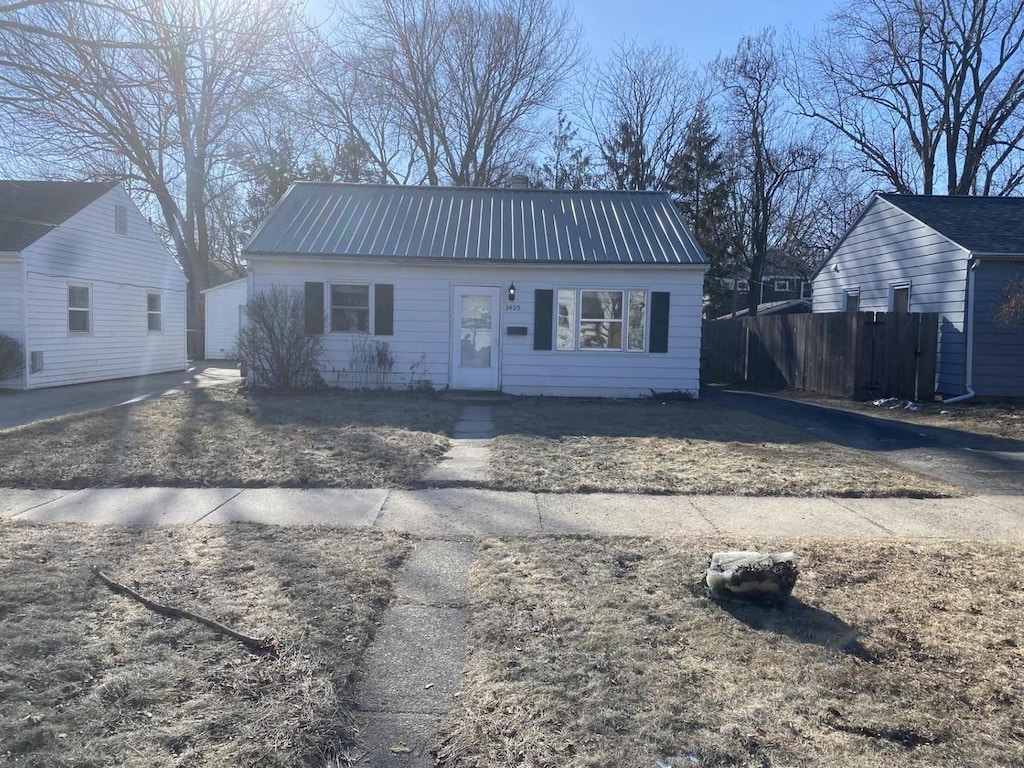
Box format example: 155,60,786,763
890,283,910,313
68,283,91,333
556,288,648,351
147,292,162,332
843,289,860,313
330,283,370,332
774,278,792,292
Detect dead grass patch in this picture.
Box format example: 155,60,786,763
439,536,1024,767
0,521,410,767
0,386,460,488
488,399,960,497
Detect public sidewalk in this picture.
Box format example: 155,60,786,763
3,486,1024,540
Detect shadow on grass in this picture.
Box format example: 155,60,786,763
711,592,877,662
487,396,818,445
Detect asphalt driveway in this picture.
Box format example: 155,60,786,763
710,388,1024,495
0,363,240,430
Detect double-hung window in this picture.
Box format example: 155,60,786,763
68,284,91,333
147,292,162,332
330,284,370,332
556,288,648,351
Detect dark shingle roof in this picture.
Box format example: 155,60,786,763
880,193,1024,255
244,182,708,265
0,180,116,251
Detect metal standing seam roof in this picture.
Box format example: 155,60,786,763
879,193,1024,256
244,182,709,265
0,180,117,251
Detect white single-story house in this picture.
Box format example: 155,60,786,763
242,182,709,397
0,180,187,389
202,276,247,360
812,193,1024,399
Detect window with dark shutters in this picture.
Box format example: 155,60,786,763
649,291,670,353
374,284,394,335
304,282,325,334
534,289,553,350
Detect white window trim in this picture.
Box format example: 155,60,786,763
888,282,911,312
556,287,649,353
842,288,860,312
774,278,792,292
329,281,374,334
68,282,92,335
147,290,163,333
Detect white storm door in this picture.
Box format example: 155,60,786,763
451,286,500,390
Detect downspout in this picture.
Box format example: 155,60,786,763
943,257,978,404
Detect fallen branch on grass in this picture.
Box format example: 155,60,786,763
91,566,280,656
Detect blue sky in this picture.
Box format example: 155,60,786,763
573,0,842,65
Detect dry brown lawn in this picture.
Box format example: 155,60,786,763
438,536,1024,767
0,386,459,489
488,398,961,497
0,521,411,767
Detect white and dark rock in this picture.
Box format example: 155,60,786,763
705,550,798,601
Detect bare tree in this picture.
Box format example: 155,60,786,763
583,41,695,191
300,0,581,186
0,0,302,355
716,30,821,315
794,0,1024,195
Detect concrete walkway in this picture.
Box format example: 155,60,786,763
421,405,495,486
4,487,1024,540
351,538,474,766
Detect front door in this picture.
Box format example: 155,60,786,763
451,286,500,390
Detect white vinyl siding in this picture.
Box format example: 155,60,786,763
18,187,186,388
248,258,706,397
813,197,970,394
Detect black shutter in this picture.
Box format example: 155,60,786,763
374,283,394,335
534,289,553,350
649,291,670,353
304,282,324,334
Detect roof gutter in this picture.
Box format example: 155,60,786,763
943,257,979,404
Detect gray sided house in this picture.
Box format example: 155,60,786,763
0,180,187,390
243,183,709,397
812,194,1024,398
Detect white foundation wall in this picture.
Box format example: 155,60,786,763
21,187,187,389
248,258,707,397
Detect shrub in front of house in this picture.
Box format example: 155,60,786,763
232,286,324,391
0,332,24,380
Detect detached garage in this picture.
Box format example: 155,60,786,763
242,182,710,397
202,276,247,360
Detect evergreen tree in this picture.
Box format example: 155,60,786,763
668,102,740,317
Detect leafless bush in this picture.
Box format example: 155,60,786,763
0,332,24,380
343,335,394,389
233,286,323,391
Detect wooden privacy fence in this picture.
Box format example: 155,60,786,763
701,312,939,401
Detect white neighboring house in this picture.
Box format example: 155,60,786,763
242,183,710,397
201,276,247,360
0,180,187,389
